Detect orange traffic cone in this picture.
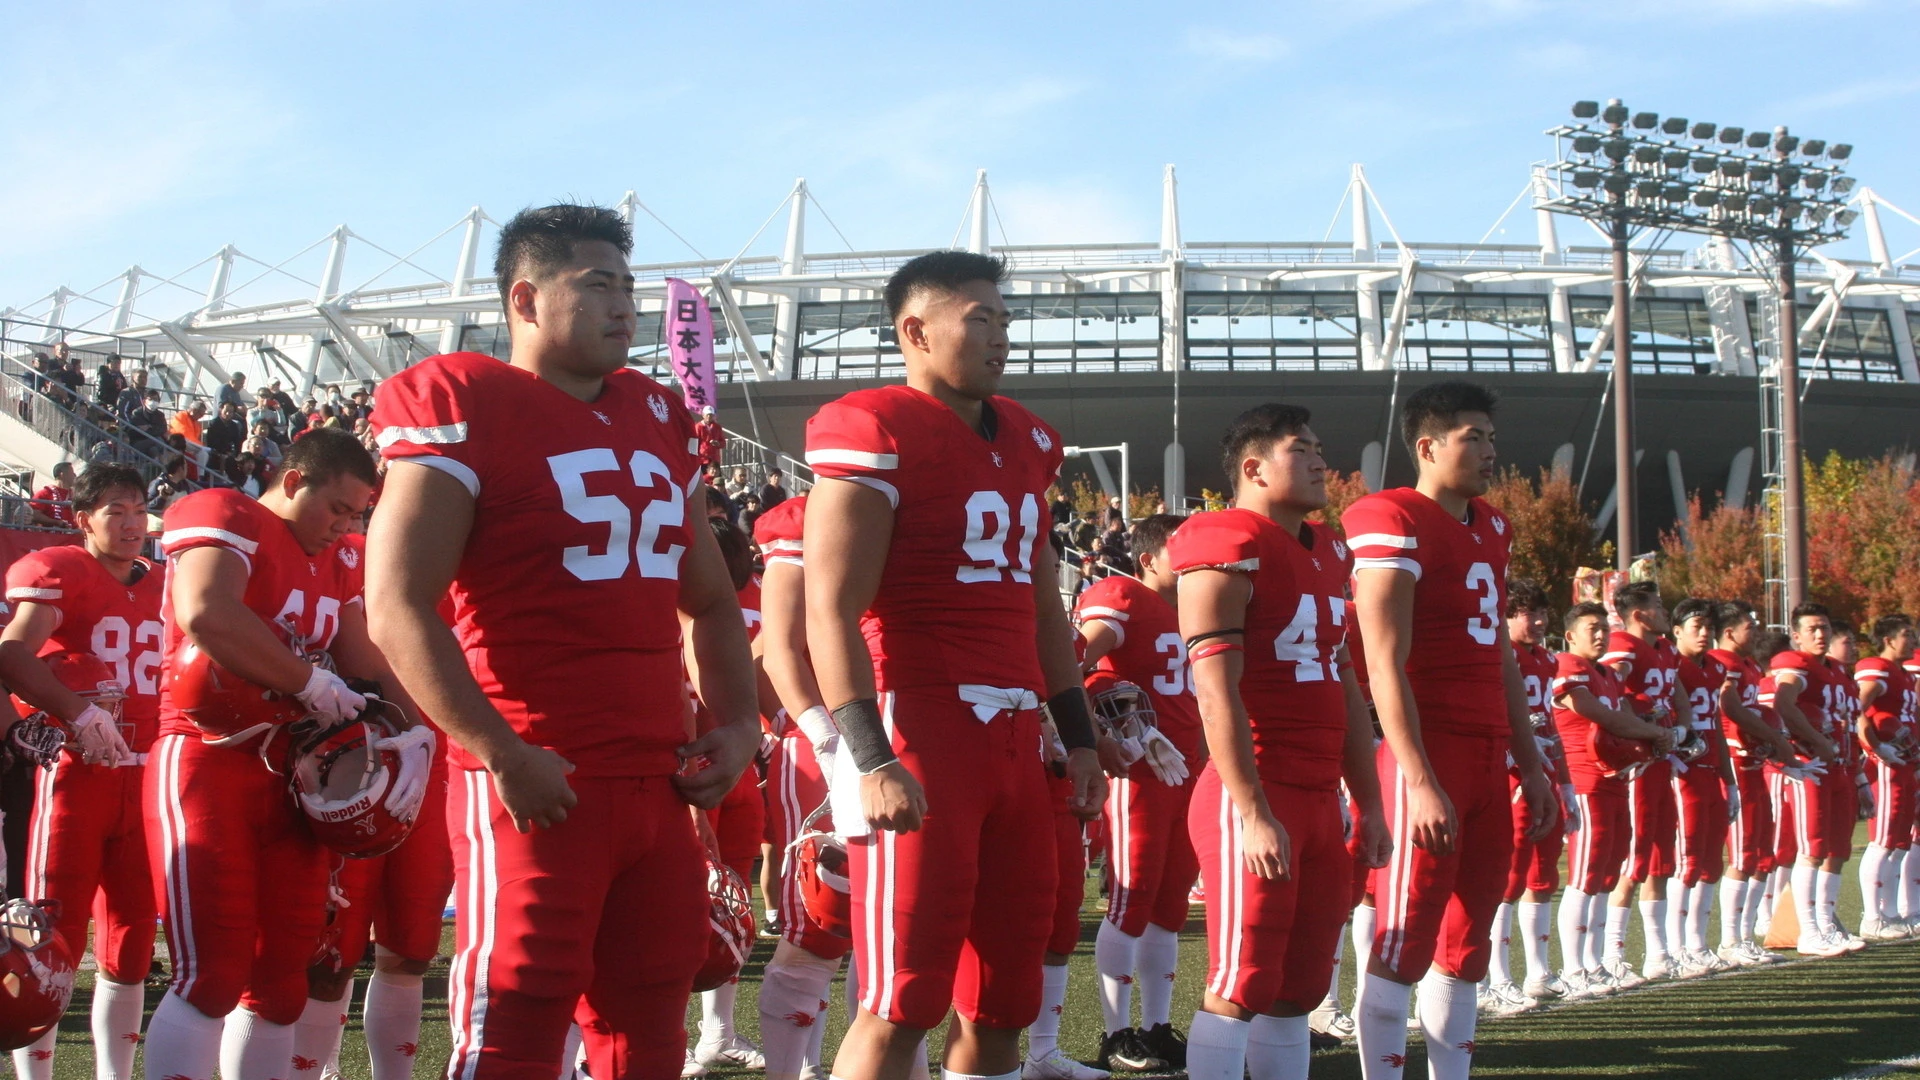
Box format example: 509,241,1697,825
1764,884,1800,949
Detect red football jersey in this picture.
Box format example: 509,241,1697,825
1602,631,1681,724
4,544,165,750
1513,640,1559,776
1710,649,1775,763
752,494,806,568
1074,573,1201,761
738,577,763,642
1856,656,1916,746
1768,649,1851,740
1341,488,1512,734
157,489,363,740
1677,653,1728,769
804,386,1063,695
373,352,702,778
1166,508,1352,788
1550,653,1628,794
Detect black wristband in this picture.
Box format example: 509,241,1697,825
832,699,899,775
1046,689,1098,752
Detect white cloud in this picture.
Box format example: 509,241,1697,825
1183,28,1290,63
989,181,1153,246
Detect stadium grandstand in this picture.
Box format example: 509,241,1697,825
5,164,1920,551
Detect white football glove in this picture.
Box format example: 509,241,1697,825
790,705,844,788
373,725,436,825
297,666,366,724
1873,743,1909,768
1559,784,1581,834
1725,779,1741,819
1107,718,1147,767
1039,719,1068,765
1138,727,1188,787
69,704,130,766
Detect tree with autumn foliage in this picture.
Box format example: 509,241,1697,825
1482,466,1610,613
1802,451,1920,627
1657,496,1766,609
1309,470,1372,534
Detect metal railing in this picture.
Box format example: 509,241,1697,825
0,350,180,481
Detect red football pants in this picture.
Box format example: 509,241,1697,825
1787,771,1847,861
767,732,849,960
849,691,1053,1031
25,754,153,983
329,751,453,968
1626,760,1677,881
1372,733,1511,984
1730,767,1777,877
1503,774,1565,901
446,771,706,1080
1565,788,1630,895
146,733,330,1025
1869,761,1915,849
1190,765,1350,1014
1046,777,1087,957
1104,771,1199,937
1770,767,1798,867
706,767,765,884
1673,765,1729,884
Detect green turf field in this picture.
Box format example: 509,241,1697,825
35,821,1920,1079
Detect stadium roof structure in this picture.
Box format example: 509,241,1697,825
7,164,1920,397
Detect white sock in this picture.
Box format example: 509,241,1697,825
1743,873,1767,940
1136,924,1179,1028
700,981,738,1043
291,996,346,1080
1487,901,1514,985
560,1024,583,1080
365,968,426,1080
1904,849,1920,918
1584,893,1609,972
1665,875,1687,955
1720,878,1748,948
941,1070,1018,1080
1887,848,1910,919
11,1029,55,1080
1604,903,1630,964
142,994,225,1080
1757,867,1782,929
1791,863,1818,936
911,1039,933,1080
1353,903,1377,965
1094,921,1140,1032
1416,971,1479,1080
1355,974,1412,1079
221,1007,296,1080
1322,921,1349,1013
1557,888,1591,975
91,977,145,1080
1027,965,1069,1060
1639,899,1669,965
1518,901,1553,983
1690,881,1714,953
760,941,840,1080
1186,1011,1251,1080
1245,1013,1309,1080
1817,869,1843,932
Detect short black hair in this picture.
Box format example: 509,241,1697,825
1871,614,1913,650
1753,630,1791,666
1401,380,1498,454
1130,514,1184,561
1672,597,1718,635
708,517,753,591
71,464,145,513
280,428,377,490
883,251,1007,322
1565,601,1609,631
1219,403,1313,489
1612,581,1662,620
162,454,188,476
1714,600,1756,636
1829,619,1855,643
1505,577,1549,618
51,461,76,480
492,204,633,318
1790,601,1830,631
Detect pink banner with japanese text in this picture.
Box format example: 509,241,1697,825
664,278,718,415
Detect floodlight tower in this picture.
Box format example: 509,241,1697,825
1544,101,1856,611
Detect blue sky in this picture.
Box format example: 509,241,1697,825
7,0,1919,318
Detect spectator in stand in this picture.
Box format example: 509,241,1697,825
325,384,347,413
25,351,51,394
757,466,788,511
168,401,208,469
249,395,287,442
703,484,735,523
266,379,298,418
115,370,149,420
216,371,250,413
164,434,200,482
695,405,727,468
1103,495,1125,529
127,390,168,454
94,354,129,410
29,462,78,528
316,403,342,430
225,452,263,498
352,416,374,451
737,494,763,535
348,388,371,422
246,422,283,466
147,454,191,514
1050,491,1074,528
204,402,245,471
724,466,753,500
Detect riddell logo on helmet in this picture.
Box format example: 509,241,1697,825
314,794,376,822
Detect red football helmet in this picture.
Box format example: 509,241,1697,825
0,899,75,1052
1591,726,1655,778
785,803,851,939
1669,726,1711,765
1087,673,1157,734
7,652,124,768
692,859,755,993
289,700,416,859
168,640,314,746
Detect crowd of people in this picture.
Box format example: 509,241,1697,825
0,208,1910,1080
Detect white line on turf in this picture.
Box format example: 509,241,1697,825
1825,1053,1920,1080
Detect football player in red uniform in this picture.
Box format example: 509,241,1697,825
1708,602,1795,964
1667,599,1741,975
803,251,1105,1080
1768,602,1860,956
365,205,761,1080
144,429,433,1080
1903,647,1920,925
1340,381,1555,1080
1483,579,1571,1012
1549,601,1669,997
1171,404,1390,1080
0,464,161,1080
1076,514,1199,1077
1854,614,1917,939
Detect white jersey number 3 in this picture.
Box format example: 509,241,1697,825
1465,561,1500,645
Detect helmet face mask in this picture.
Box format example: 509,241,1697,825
0,899,74,1052
9,653,128,768
289,700,415,859
785,803,852,939
693,860,755,992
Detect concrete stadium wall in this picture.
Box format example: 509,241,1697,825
715,372,1920,554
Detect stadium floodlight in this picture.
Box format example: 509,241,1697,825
1541,98,1857,601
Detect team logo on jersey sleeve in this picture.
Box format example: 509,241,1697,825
1030,427,1052,452
338,546,359,569
1334,538,1349,561
1492,514,1506,535
648,395,671,423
